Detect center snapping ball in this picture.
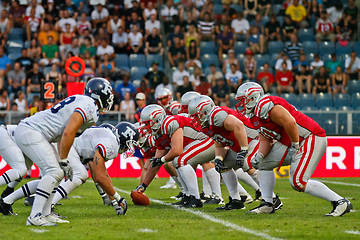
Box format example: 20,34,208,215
130,190,150,206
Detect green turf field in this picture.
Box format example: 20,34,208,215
0,177,359,240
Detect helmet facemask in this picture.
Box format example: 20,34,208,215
157,95,171,109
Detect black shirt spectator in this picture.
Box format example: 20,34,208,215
265,14,281,41
27,63,44,94
168,37,186,67
16,49,34,72
212,78,230,106
143,62,165,90
282,15,297,40
176,76,193,100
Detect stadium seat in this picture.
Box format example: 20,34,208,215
267,41,284,55
351,93,360,109
129,54,146,67
272,4,283,14
8,53,21,65
276,16,284,26
130,66,148,81
301,106,318,111
132,79,141,89
43,66,52,75
282,93,298,107
8,28,23,41
115,54,129,68
254,54,270,67
319,42,335,55
352,41,360,53
146,54,163,68
230,4,242,12
348,80,360,94
213,4,223,14
336,42,352,55
306,53,315,63
316,93,333,108
201,54,219,69
298,28,315,42
302,41,318,55
7,46,22,54
236,54,245,70
270,53,278,68
114,80,123,89
229,93,236,109
200,41,217,55
234,41,248,55
322,119,336,135
334,93,351,108
298,93,315,108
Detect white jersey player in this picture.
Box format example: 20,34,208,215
14,78,114,226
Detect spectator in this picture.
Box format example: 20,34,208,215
128,24,144,54
0,47,11,89
126,11,145,34
226,63,243,92
295,64,312,94
172,61,189,86
143,2,157,21
167,24,184,47
275,54,292,72
243,49,257,80
196,75,211,96
82,50,96,80
310,54,324,75
56,9,76,33
116,74,136,101
0,1,9,13
295,53,308,71
184,24,199,47
215,13,229,35
0,10,11,46
336,15,352,44
27,62,44,94
79,28,95,46
8,62,26,94
222,3,237,20
327,2,343,26
97,38,115,59
80,36,97,57
25,0,45,19
258,0,272,17
265,14,281,41
59,23,76,55
247,26,265,54
222,49,239,75
144,28,163,55
199,1,216,21
217,25,234,62
94,27,110,46
112,27,128,54
282,15,298,41
134,92,146,121
45,63,62,92
257,63,274,93
168,36,186,67
145,13,160,36
244,0,258,20
91,4,109,29
250,13,264,34
283,34,303,67
189,66,202,87
198,12,215,41
62,37,80,59
315,10,336,43
208,64,224,87
39,36,60,66
98,53,115,78
285,0,308,28
276,62,294,95
325,53,341,75
312,66,332,95
77,12,92,35
231,12,250,41
343,0,358,40
154,75,173,98
331,65,348,94
176,75,193,100
38,22,59,46
345,51,360,80
185,39,201,69
16,49,34,73
120,91,135,122
9,0,25,28
59,0,78,19
182,10,197,33
161,0,178,33
14,91,28,112
128,0,143,19
107,13,123,35
143,61,165,91
212,78,230,106
136,80,151,102
0,88,10,111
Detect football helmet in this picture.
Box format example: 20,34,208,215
156,88,173,109
235,82,264,115
188,95,215,126
133,122,151,148
140,104,166,134
180,91,200,114
114,122,139,157
84,77,114,112
99,123,116,132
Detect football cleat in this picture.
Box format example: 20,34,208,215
172,195,190,206
246,200,275,214
273,195,283,211
254,189,262,201
170,192,184,200
1,187,14,198
183,195,203,208
45,212,70,223
325,198,353,217
204,195,225,205
216,197,245,210
160,179,177,189
200,192,212,203
26,213,57,226
241,193,254,204
0,198,15,215
24,195,35,206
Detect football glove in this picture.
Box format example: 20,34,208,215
251,153,264,170
59,159,73,181
135,183,147,192
214,157,226,173
236,149,248,168
150,157,165,168
285,142,299,163
95,183,111,206
111,198,128,215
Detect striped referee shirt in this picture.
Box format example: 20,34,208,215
283,42,303,62
198,20,215,35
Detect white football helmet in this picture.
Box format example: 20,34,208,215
180,91,200,114
188,95,215,127
235,82,264,115
156,88,173,109
133,122,151,148
140,104,166,134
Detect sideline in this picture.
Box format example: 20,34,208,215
316,179,360,187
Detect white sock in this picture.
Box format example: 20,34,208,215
0,170,22,186
171,176,184,192
237,182,249,195
42,181,60,216
304,179,342,202
236,168,260,191
8,179,22,189
249,170,260,187
30,175,58,217
3,180,40,204
52,177,83,205
221,169,240,200
168,176,175,184
205,168,222,198
178,165,200,199
202,168,212,196
176,169,189,195
259,170,275,203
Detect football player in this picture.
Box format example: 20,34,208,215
13,77,114,226
236,82,352,216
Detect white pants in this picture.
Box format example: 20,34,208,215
67,146,89,182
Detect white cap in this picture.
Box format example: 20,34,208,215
136,92,146,100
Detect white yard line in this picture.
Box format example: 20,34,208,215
344,230,360,235
317,179,360,187
29,228,49,233
115,187,282,240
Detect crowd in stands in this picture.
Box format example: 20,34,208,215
0,0,359,125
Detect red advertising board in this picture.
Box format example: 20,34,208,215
0,137,359,178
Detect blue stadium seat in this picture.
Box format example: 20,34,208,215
130,66,148,81
268,41,284,55
8,47,22,54
321,54,333,62
129,54,146,67
302,41,318,55
298,93,315,108
316,93,333,108
229,93,236,109
8,28,23,41
146,54,163,68
213,4,223,14
322,119,336,135
348,80,360,94
132,79,141,89
276,16,284,26
272,4,283,14
353,41,360,53
115,54,129,68
201,54,220,69
230,4,242,12
234,41,248,55
236,54,245,70
319,42,335,55
200,41,217,55
298,28,315,42
114,80,123,89
336,42,352,55
8,53,21,65
282,93,298,107
254,54,270,67
270,53,278,68
351,93,360,109
334,93,351,108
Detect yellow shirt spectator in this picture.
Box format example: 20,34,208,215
285,4,307,22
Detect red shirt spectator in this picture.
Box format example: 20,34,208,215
195,76,211,96
257,63,274,93
276,62,294,95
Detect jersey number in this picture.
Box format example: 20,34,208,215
44,82,55,99
51,96,76,114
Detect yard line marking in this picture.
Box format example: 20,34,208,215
317,180,360,187
29,228,49,233
115,187,282,240
344,230,360,235
137,228,158,233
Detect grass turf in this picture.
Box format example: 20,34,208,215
0,177,359,240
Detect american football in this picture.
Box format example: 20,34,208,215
131,190,150,206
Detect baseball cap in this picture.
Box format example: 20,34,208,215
228,49,234,54
136,92,146,100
